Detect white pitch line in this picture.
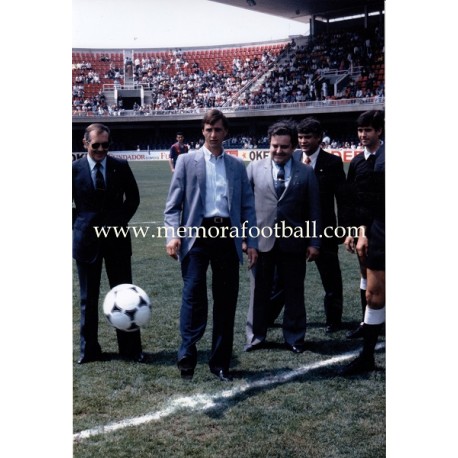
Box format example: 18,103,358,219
73,343,385,442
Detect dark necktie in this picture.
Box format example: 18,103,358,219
366,153,376,170
303,154,311,165
275,165,285,198
95,163,106,191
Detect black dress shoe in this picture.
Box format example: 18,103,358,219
339,354,375,375
325,323,341,333
346,323,365,339
178,357,195,380
285,343,306,354
210,368,233,382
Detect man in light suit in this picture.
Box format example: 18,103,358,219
267,118,346,333
73,123,144,364
164,109,258,381
244,120,321,353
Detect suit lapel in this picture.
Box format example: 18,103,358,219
105,155,115,192
285,159,301,197
314,149,324,175
195,150,206,208
80,155,96,191
264,158,277,198
224,153,234,210
82,155,92,180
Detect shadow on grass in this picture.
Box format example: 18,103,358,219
271,319,370,332
73,350,177,366
203,350,385,419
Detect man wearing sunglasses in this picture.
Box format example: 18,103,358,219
73,123,144,364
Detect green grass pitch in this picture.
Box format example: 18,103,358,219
73,160,385,457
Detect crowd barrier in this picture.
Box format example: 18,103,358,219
72,148,363,163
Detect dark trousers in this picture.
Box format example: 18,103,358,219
315,244,343,325
267,243,342,326
179,235,239,371
248,244,307,347
76,253,142,359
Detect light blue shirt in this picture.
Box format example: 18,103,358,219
203,146,229,217
272,158,292,189
87,155,107,188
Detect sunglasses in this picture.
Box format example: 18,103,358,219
89,142,110,150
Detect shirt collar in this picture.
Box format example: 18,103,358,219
364,141,383,160
304,147,320,165
272,158,292,172
87,154,107,170
202,145,225,160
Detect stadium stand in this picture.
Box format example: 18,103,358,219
247,29,384,106
72,25,384,118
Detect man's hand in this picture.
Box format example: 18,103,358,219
246,247,258,269
166,238,181,260
344,236,355,253
356,236,368,264
306,246,319,262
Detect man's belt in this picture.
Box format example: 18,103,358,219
202,217,231,225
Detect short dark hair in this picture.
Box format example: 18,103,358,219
201,109,229,130
297,117,323,139
84,123,111,142
176,132,184,136
267,120,298,149
357,110,384,131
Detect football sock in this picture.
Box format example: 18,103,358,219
359,278,367,322
361,306,385,359
364,306,385,325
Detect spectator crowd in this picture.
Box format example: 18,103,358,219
72,27,384,117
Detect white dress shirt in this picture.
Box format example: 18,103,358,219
302,147,320,169
364,140,384,159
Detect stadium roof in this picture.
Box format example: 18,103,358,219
210,0,385,24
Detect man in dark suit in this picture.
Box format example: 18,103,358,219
267,118,346,333
244,120,321,353
164,109,258,381
341,110,385,374
73,123,144,364
342,110,385,340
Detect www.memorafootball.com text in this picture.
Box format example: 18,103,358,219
93,221,364,239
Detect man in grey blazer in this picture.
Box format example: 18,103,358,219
245,120,321,353
164,109,258,381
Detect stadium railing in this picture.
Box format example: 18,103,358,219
72,96,385,119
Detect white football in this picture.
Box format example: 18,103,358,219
103,283,152,332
